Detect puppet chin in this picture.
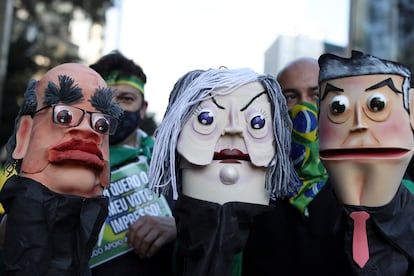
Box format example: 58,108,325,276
181,160,268,205
21,159,109,197
322,154,412,207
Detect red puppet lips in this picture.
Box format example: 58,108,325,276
48,139,105,170
213,148,251,163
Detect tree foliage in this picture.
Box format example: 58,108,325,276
0,0,114,147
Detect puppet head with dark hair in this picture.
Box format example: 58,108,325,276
318,50,414,207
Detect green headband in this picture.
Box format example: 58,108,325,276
105,71,145,95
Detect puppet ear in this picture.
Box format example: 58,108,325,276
12,116,33,159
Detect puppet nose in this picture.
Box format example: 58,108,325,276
69,116,102,144
350,102,368,132
223,102,243,135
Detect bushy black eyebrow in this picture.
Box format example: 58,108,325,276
90,87,123,119
365,77,401,94
43,75,83,106
320,83,344,101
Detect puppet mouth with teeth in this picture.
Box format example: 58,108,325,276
319,148,411,160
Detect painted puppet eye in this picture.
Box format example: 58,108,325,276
364,92,391,122
250,113,265,129
54,107,74,125
330,95,349,115
197,109,214,125
367,93,386,112
247,111,269,139
192,108,216,135
92,116,110,134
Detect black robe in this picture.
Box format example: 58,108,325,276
341,184,414,274
174,195,270,276
242,181,352,275
0,175,108,276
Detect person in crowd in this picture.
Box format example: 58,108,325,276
0,63,122,275
277,57,320,109
318,50,414,274
242,57,352,275
277,57,328,215
89,50,176,276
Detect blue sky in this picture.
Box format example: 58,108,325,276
104,0,350,122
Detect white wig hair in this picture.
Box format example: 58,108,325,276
149,67,298,200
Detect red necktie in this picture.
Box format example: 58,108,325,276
350,211,370,268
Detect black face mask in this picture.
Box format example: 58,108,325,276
109,109,141,145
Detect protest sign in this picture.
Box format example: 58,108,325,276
90,158,172,267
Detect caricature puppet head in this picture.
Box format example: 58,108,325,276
149,68,297,205
318,51,414,206
4,63,123,198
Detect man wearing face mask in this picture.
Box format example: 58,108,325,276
89,51,176,276
92,50,151,158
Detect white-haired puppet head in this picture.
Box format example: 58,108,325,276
149,68,297,203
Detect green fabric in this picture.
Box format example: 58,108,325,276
138,134,154,160
109,132,154,168
288,102,328,217
232,252,243,276
109,146,140,168
402,178,414,194
105,70,145,95
402,179,414,275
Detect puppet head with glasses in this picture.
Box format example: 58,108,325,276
4,63,123,197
